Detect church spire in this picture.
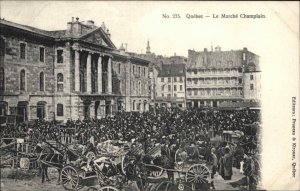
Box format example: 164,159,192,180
146,40,151,54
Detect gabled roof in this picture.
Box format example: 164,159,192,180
0,19,116,49
78,27,116,49
0,19,54,38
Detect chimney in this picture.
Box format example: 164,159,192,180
66,17,75,36
119,43,125,52
71,17,82,36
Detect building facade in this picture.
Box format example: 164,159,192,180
186,47,260,108
0,18,150,122
155,64,186,108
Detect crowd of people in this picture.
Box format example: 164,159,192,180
1,108,260,148
1,107,261,189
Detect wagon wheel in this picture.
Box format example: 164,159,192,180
98,186,119,191
154,181,179,191
87,187,98,191
121,154,130,175
61,166,80,190
86,151,96,160
175,149,186,171
185,164,211,184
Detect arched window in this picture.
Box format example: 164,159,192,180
0,67,4,91
20,69,26,91
57,73,64,92
39,72,44,91
57,104,64,116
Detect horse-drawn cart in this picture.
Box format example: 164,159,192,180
60,140,132,191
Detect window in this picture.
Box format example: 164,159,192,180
250,84,254,90
194,70,197,75
238,68,243,73
57,49,63,63
194,80,198,84
161,85,164,91
238,78,242,84
174,77,177,82
138,67,141,76
133,101,136,110
174,85,177,91
143,68,146,76
0,68,4,91
57,104,64,116
40,47,45,62
137,103,141,111
20,43,26,59
250,75,253,80
161,78,164,82
118,63,121,73
194,89,198,95
179,77,183,82
57,73,64,92
0,102,7,116
20,69,26,91
180,85,182,91
162,93,164,97
37,102,46,119
168,85,171,91
243,53,246,61
168,78,171,82
133,65,135,74
174,93,177,97
167,94,171,97
39,72,45,91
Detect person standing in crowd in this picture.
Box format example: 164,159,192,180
210,147,218,189
222,147,233,180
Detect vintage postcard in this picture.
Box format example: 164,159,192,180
0,1,299,191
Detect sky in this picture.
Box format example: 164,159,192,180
1,1,300,189
0,1,298,57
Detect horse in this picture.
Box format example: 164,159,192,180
34,141,86,184
34,142,65,184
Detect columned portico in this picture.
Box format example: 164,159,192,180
74,50,80,92
107,57,112,94
86,53,92,93
97,56,102,93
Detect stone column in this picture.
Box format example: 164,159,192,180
107,57,112,94
90,101,95,119
97,56,102,93
74,50,80,92
86,53,92,93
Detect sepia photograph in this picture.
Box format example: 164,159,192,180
0,1,299,191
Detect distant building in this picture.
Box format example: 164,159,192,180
155,64,186,108
0,18,150,122
186,46,260,108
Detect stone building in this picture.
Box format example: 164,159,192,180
0,18,150,122
186,46,260,108
155,64,186,108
